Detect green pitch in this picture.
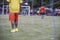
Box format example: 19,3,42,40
0,15,60,40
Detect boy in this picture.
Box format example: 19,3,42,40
7,0,23,32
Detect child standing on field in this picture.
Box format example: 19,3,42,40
7,0,23,32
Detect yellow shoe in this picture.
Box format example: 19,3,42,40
11,29,16,32
15,28,18,32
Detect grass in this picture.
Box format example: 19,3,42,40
0,15,60,40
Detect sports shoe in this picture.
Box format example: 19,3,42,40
11,29,16,32
15,28,18,32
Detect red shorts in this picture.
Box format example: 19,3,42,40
9,13,18,21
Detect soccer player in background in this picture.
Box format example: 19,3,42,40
7,0,23,32
39,5,46,19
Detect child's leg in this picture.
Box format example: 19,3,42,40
11,21,15,29
11,21,16,32
41,13,45,19
15,21,18,28
14,21,18,32
15,13,18,28
41,15,44,19
9,13,16,32
14,13,18,32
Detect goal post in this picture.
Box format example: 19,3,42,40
20,6,30,16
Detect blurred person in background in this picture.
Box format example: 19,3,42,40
39,5,46,19
36,10,40,16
